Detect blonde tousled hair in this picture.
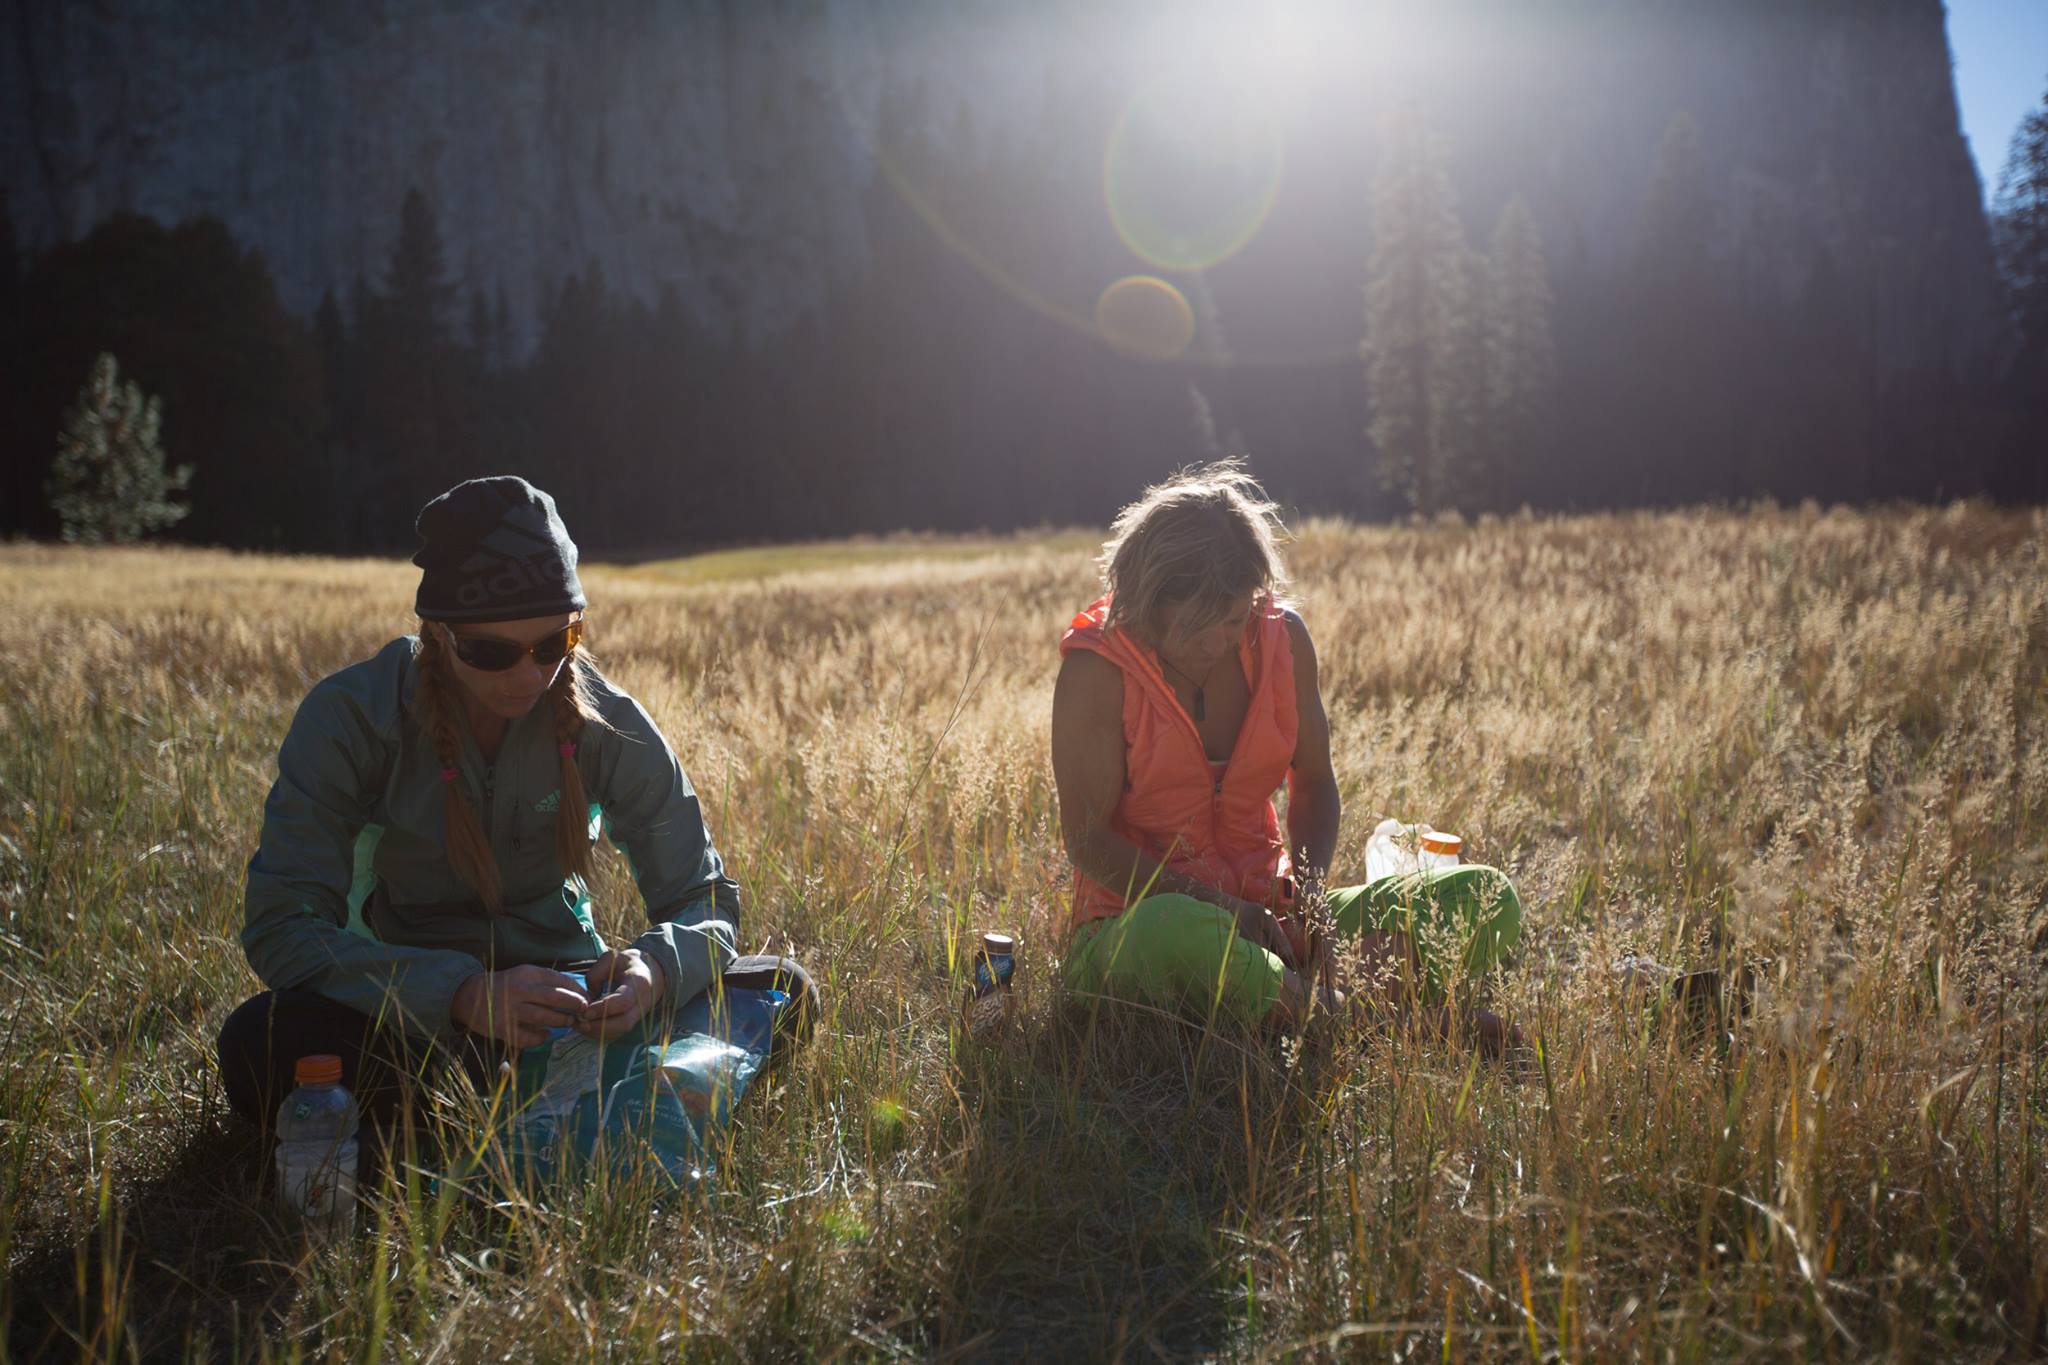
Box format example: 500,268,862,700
1099,460,1291,643
414,621,606,913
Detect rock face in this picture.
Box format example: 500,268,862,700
1,0,892,344
0,0,2008,375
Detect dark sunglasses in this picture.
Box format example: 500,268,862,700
441,619,583,672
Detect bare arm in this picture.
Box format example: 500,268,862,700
1051,649,1299,971
1282,610,1341,900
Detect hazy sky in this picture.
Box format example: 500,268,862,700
1948,0,2047,199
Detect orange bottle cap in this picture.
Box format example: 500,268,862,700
294,1054,343,1086
1419,832,1462,856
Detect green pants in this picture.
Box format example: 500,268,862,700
1061,866,1522,1024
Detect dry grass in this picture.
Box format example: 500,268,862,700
0,502,2043,1360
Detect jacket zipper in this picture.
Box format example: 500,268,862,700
1149,642,1249,869
1148,645,1256,775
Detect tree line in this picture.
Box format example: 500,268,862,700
4,80,2044,552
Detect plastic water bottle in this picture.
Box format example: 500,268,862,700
964,932,1016,1039
275,1054,359,1236
1418,829,1463,870
1367,820,1463,879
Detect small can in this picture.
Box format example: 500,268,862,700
965,932,1018,1038
971,932,1016,996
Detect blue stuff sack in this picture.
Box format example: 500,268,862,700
496,977,793,1188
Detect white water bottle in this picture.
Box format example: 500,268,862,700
1418,828,1463,870
1366,819,1464,879
275,1054,359,1236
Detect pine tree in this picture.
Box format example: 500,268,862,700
467,284,493,363
527,261,618,537
490,283,514,368
1626,110,1735,503
312,288,349,429
386,187,452,346
17,215,325,546
1362,107,1482,515
312,288,346,374
1991,80,2048,499
1641,113,1712,274
1992,82,2048,362
359,189,457,495
1483,195,1556,502
1447,241,1491,498
0,193,25,532
1188,383,1248,461
45,353,191,543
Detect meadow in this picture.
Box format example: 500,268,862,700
0,503,2043,1360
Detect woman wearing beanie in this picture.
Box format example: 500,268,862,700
217,476,802,1147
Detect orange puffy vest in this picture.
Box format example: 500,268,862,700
1061,593,1300,929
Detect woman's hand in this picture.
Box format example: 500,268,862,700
451,965,591,1051
1278,913,1312,966
1279,914,1345,1020
575,946,667,1041
1231,896,1300,972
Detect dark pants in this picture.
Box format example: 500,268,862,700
216,988,510,1138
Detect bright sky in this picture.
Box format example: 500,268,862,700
1947,0,2048,200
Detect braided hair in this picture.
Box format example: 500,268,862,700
547,644,603,885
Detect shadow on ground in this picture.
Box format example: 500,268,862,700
935,999,1319,1361
3,1119,304,1361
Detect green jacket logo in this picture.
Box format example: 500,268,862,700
534,790,561,814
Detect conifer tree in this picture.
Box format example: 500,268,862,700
1627,110,1734,502
387,187,452,345
1447,241,1491,495
1362,107,1481,515
1991,80,2048,498
490,283,514,368
312,289,346,374
1188,383,1248,461
1484,195,1556,501
312,288,349,430
1992,82,2048,363
1641,113,1712,276
0,194,24,529
467,284,493,363
360,188,457,495
45,353,191,543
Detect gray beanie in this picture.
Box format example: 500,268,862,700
412,476,587,623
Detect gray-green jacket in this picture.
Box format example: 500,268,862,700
242,637,740,1039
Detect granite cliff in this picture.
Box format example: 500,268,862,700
1,0,2006,379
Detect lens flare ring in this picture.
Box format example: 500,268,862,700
1103,74,1286,274
1095,275,1197,360
838,66,1358,369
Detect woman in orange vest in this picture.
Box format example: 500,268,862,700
1052,462,1521,1041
